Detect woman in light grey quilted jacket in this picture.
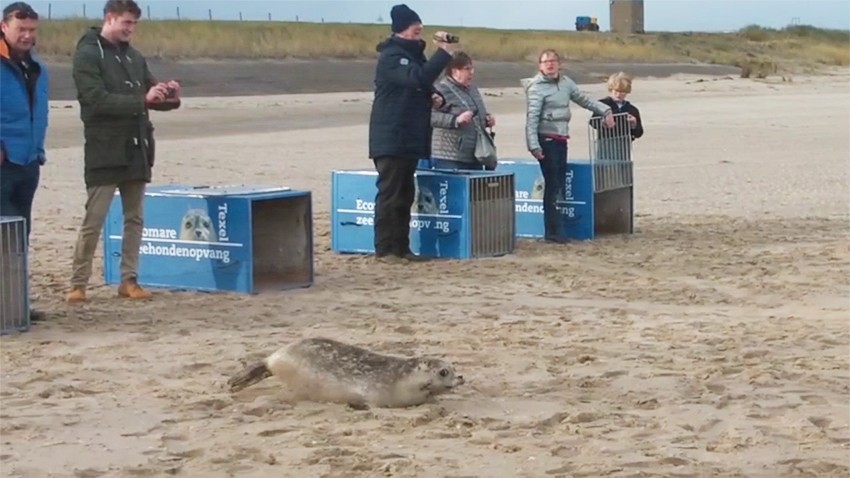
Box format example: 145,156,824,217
430,52,495,170
523,49,614,243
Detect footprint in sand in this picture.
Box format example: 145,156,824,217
303,447,356,466
257,428,296,437
187,397,231,411
73,469,107,478
800,394,829,405
658,456,690,466
698,418,724,433
808,416,832,429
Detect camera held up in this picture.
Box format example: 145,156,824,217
433,32,460,44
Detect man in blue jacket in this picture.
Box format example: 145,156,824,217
0,1,48,321
368,4,454,263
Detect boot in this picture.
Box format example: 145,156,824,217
66,288,87,303
118,278,152,300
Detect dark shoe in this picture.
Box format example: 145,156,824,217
375,253,406,264
400,250,431,262
29,309,46,321
544,236,570,244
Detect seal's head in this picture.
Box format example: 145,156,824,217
418,358,464,394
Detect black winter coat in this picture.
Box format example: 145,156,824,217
368,35,452,160
592,97,644,140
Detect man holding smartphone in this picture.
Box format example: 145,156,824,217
66,0,181,303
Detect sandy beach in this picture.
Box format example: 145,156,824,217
1,63,848,478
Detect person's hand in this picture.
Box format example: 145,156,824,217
627,114,637,127
432,31,454,53
431,92,444,109
145,84,167,104
603,112,616,128
164,80,181,101
485,114,495,127
455,110,473,126
531,149,544,161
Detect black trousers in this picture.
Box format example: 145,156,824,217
538,136,568,240
0,160,41,243
372,156,418,256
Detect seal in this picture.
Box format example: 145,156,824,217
226,337,464,409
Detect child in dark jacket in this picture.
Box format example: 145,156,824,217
590,72,643,161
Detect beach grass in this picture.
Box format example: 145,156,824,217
35,19,849,73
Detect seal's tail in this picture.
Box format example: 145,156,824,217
227,360,272,392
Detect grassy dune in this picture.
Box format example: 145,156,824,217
37,19,849,75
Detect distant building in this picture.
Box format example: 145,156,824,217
610,0,645,34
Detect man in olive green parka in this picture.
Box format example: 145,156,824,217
66,0,180,303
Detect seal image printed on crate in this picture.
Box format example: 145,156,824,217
104,185,314,293
226,337,465,409
531,175,545,200
178,209,218,242
411,183,439,215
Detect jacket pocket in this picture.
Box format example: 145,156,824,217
84,128,136,170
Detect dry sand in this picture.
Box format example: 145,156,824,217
1,67,849,478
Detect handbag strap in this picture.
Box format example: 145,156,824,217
443,80,490,135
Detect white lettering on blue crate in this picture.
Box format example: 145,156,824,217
217,202,230,241
439,180,449,214
139,242,233,264
109,227,243,265
341,196,458,234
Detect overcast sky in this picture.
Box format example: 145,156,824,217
20,0,850,32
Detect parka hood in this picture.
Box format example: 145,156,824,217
76,26,127,59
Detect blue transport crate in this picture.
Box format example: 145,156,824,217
496,159,596,240
496,158,633,240
1,216,30,335
331,169,515,259
103,185,314,294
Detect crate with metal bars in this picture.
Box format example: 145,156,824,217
589,111,635,193
1,216,30,335
331,169,516,259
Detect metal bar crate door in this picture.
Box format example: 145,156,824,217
0,216,30,334
588,112,634,193
469,173,515,257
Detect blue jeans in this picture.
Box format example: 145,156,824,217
431,159,485,171
538,136,567,240
0,160,40,242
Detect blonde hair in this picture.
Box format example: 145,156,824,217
607,72,633,93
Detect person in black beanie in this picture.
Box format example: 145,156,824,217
368,3,455,263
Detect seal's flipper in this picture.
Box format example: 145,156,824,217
346,401,370,411
227,361,272,392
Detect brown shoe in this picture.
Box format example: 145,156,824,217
118,279,152,300
66,288,87,303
